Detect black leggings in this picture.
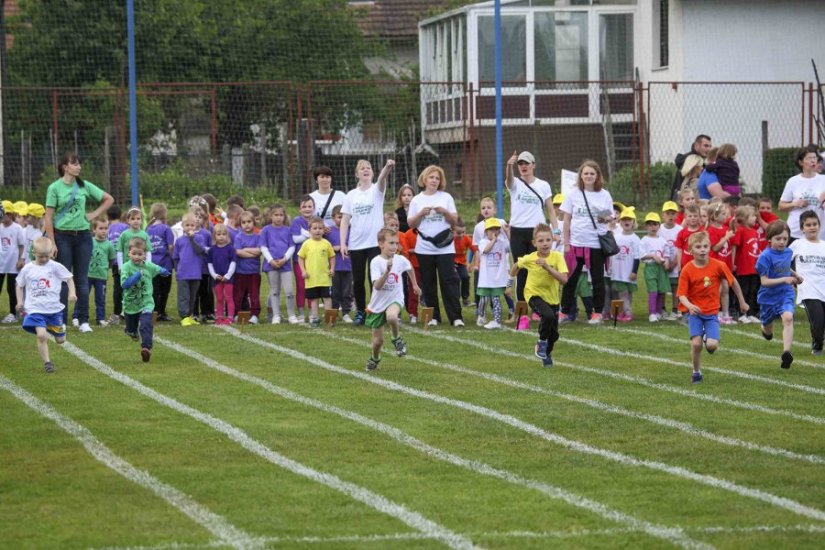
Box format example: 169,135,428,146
0,273,18,313
153,274,173,316
350,247,379,313
562,247,606,315
736,274,760,315
510,226,537,301
418,253,462,323
529,297,559,351
803,299,825,351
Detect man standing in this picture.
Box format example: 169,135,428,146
671,134,712,200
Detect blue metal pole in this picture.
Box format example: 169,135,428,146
494,0,503,214
127,0,139,206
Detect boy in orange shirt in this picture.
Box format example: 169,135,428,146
678,231,749,384
453,218,477,307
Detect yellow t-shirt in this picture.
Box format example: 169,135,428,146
297,238,335,288
516,251,568,305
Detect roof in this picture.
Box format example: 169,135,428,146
352,0,445,38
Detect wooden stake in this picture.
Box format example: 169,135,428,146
237,311,251,333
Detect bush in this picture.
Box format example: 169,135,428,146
608,162,676,211
762,147,800,199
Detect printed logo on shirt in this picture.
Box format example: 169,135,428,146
517,190,541,206
352,203,374,216
1,236,10,249
703,276,711,288
386,272,400,285
745,237,760,258
796,255,825,269
29,278,52,297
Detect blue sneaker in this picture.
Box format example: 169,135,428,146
535,340,548,360
542,354,553,368
353,310,366,326
692,371,703,384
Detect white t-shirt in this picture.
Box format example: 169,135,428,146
609,232,640,283
367,254,411,314
658,223,682,276
16,260,73,314
409,191,457,255
310,189,345,227
472,217,507,247
0,222,25,273
477,236,511,288
509,177,551,228
779,173,825,238
560,189,614,249
341,184,385,250
23,225,42,261
790,238,825,303
639,235,667,264
551,219,566,252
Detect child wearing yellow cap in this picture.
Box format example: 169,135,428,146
476,217,511,329
610,207,641,321
659,200,684,320
640,212,670,322
0,201,26,322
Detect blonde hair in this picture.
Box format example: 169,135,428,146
239,211,255,224
417,165,447,191
212,223,229,238
33,237,53,255
576,160,605,192
708,202,728,223
687,231,709,248
355,159,372,178
181,212,197,225
735,205,755,225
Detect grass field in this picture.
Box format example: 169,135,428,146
2,294,825,549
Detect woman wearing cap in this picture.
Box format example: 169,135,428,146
559,160,614,325
43,152,114,332
407,164,463,326
505,150,559,302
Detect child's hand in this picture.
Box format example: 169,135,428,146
739,302,750,314
68,293,77,303
413,284,422,296
186,229,195,237
215,274,223,282
328,268,335,276
629,272,637,282
15,303,23,312
387,258,393,270
16,258,24,270
504,287,512,298
507,150,517,165
535,257,547,267
725,230,735,239
159,268,171,277
303,272,310,279
686,303,701,315
794,274,804,284
269,259,279,268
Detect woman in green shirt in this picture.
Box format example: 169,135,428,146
43,153,114,332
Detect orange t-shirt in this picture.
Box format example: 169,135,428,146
453,235,476,266
676,258,735,315
402,229,419,268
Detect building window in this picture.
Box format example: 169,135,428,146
534,11,588,81
478,15,527,83
653,0,669,68
599,13,634,81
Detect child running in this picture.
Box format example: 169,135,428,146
365,228,420,371
207,224,237,326
756,220,801,369
121,238,171,362
790,210,825,355
476,218,511,329
678,231,749,384
510,223,568,367
15,238,75,373
297,216,335,327
260,203,296,324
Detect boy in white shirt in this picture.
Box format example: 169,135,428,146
658,200,684,319
15,237,76,373
639,212,670,322
611,207,641,321
1,201,26,323
365,228,420,372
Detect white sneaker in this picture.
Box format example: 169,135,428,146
78,322,93,333
427,319,438,327
453,319,465,327
71,318,80,328
476,316,485,327
288,315,303,324
649,314,659,323
738,315,751,324
342,313,353,324
409,315,417,324
249,315,259,325
271,315,281,325
748,315,761,324
484,320,501,330
1,313,16,324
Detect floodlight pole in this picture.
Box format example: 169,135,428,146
494,0,503,213
127,0,139,206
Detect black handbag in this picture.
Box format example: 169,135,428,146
581,190,619,257
419,227,454,248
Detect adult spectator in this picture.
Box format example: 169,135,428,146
559,160,614,325
408,165,462,327
43,152,114,332
696,147,730,201
671,134,712,200
779,146,825,242
340,158,395,325
309,165,345,230
504,150,559,302
394,184,414,233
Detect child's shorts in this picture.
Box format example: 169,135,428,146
687,313,720,341
22,312,65,338
305,286,331,300
477,287,504,297
644,264,670,294
669,276,679,287
575,275,592,298
612,281,638,292
365,303,403,329
759,299,795,326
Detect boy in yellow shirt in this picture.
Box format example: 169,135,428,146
297,216,335,327
510,223,568,367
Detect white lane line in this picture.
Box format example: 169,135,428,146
0,374,257,550
157,336,708,550
319,331,824,465
407,327,825,427
222,327,825,523
612,326,824,370
60,342,478,550
725,326,814,353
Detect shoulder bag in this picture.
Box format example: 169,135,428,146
580,189,619,257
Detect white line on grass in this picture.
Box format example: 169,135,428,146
319,331,825,465
0,374,257,550
222,327,825,523
156,336,709,550
407,327,825,427
612,326,824,370
60,342,478,550
725,326,813,353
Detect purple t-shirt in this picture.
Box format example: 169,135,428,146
227,225,240,242
173,232,209,281
147,223,175,270
260,224,292,273
108,221,128,265
206,244,237,282
233,231,261,275
196,228,212,275
325,225,351,272
290,217,311,255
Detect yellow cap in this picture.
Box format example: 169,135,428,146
1,200,13,214
27,203,45,218
619,206,636,220
613,201,626,212
484,217,501,230
12,201,28,215
552,193,564,205
662,200,679,212
644,212,661,224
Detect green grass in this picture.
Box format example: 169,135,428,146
1,281,825,549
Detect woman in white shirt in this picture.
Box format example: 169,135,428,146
407,165,463,326
340,158,395,324
559,160,614,325
309,165,345,229
505,150,559,301
778,147,825,242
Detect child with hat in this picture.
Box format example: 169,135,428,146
476,217,511,329
610,207,641,321
640,212,670,322
0,201,26,323
24,203,45,261
658,200,683,320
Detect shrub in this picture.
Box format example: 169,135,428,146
762,147,800,199
608,162,676,210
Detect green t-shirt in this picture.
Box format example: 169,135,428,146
117,228,151,258
89,238,116,280
45,179,105,231
120,260,162,314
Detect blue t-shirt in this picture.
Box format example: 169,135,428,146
325,225,351,271
696,169,719,200
206,244,237,281
147,223,175,270
260,225,292,273
233,231,261,275
756,247,795,306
